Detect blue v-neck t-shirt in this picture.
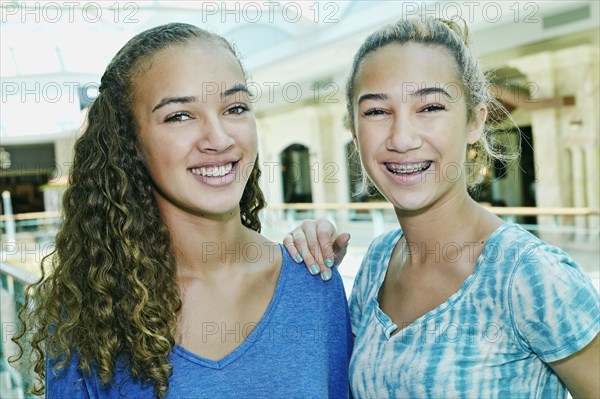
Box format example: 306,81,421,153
46,245,352,398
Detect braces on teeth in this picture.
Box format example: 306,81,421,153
388,161,431,174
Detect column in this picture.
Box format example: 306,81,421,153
508,52,563,232
569,146,586,240
584,146,600,239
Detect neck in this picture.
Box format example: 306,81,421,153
395,191,501,265
158,201,251,275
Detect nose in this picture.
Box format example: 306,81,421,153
196,115,235,153
386,114,422,152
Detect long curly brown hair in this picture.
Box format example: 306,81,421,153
10,23,266,399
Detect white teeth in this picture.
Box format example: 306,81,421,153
191,163,233,177
387,161,432,174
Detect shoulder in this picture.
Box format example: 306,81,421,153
489,224,588,281
46,347,153,397
482,223,572,272
366,228,403,255
496,225,600,359
349,229,401,315
277,244,351,338
356,228,402,282
46,349,97,398
486,224,595,296
279,244,347,300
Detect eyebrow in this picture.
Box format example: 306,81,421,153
222,84,250,99
152,96,197,113
357,93,389,106
357,86,453,106
151,84,251,113
412,86,452,99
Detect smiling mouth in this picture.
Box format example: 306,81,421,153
385,161,433,174
190,161,237,177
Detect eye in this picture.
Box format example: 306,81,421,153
420,104,446,112
363,108,388,117
164,112,192,123
225,104,250,115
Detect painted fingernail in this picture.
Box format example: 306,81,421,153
325,257,334,268
321,270,332,281
310,264,320,275
295,253,303,263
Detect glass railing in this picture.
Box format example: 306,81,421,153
259,203,600,295
1,262,36,398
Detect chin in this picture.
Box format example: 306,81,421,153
385,191,435,213
192,199,241,216
156,190,242,218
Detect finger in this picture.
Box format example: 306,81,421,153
316,221,337,271
302,224,327,276
291,221,322,276
283,233,303,264
332,232,351,266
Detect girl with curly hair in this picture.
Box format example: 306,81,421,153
11,23,351,399
285,17,599,398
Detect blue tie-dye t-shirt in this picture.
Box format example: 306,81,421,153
349,223,599,399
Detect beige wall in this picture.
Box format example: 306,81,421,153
257,102,350,205
509,45,599,235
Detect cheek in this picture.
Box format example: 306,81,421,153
436,138,469,167
355,131,379,159
138,126,162,166
356,144,379,177
237,122,258,154
139,139,154,167
141,138,183,179
140,146,164,183
141,139,163,165
248,130,258,151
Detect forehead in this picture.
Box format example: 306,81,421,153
132,39,245,99
355,43,460,94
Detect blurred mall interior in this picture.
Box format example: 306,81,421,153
1,1,599,396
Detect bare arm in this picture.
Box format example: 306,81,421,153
549,333,600,399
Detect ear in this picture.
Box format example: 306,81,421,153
467,104,487,144
348,125,358,147
344,113,358,140
349,119,358,147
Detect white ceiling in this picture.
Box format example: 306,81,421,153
3,1,596,79
1,0,598,142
